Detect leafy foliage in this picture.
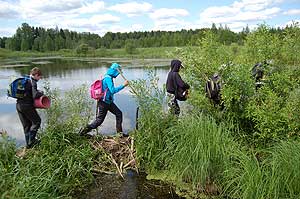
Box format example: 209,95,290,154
178,24,300,147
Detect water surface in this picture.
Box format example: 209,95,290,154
0,57,170,146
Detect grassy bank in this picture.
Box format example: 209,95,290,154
0,85,119,198
130,68,300,198
0,46,189,59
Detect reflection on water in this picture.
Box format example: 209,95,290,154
0,58,170,146
76,170,183,199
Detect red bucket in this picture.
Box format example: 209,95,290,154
34,96,51,109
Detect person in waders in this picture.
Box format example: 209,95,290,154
79,63,129,137
166,59,190,116
16,67,43,148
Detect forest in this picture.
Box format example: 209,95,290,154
0,22,285,52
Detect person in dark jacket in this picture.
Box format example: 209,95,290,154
79,63,129,137
17,67,44,148
166,59,190,116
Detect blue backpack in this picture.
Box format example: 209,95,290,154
7,76,31,99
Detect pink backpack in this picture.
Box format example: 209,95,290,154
90,77,106,100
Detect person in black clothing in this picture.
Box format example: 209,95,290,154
17,67,44,148
166,59,190,116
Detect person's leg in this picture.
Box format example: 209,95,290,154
16,104,32,147
108,102,123,133
80,101,109,135
168,95,180,116
22,106,41,148
173,99,180,116
109,103,123,132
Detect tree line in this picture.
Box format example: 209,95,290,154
0,22,285,52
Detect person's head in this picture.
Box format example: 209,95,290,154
170,59,184,72
30,67,42,81
107,63,121,78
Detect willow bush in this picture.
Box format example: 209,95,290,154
177,23,300,147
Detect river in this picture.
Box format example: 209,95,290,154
0,57,170,146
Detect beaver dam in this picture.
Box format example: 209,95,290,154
78,135,183,199
90,136,137,178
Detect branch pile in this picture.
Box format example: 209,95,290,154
90,136,137,179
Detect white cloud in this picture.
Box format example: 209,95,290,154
149,8,189,20
149,8,190,31
0,1,20,19
94,23,145,36
198,0,282,31
152,17,192,31
233,0,283,11
282,20,300,27
284,9,300,15
18,0,106,21
108,1,152,17
38,14,120,32
0,27,16,37
90,14,120,24
19,0,82,16
77,1,105,14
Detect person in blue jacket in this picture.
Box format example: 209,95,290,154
80,63,129,137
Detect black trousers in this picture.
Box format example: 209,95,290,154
89,101,123,132
16,103,41,145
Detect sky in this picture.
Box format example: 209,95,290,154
0,0,299,37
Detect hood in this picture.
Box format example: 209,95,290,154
170,59,182,72
106,63,121,78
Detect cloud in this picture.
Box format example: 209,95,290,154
95,23,145,36
19,0,82,15
77,1,105,14
18,0,106,21
0,1,20,19
148,8,190,31
198,0,282,31
90,14,120,24
233,0,283,11
152,17,192,31
38,14,120,32
0,27,16,37
282,20,300,27
149,8,189,20
108,1,152,17
284,9,300,15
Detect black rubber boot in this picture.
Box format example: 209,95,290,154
79,126,92,136
27,131,40,149
25,132,30,148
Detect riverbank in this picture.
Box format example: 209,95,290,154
0,46,193,59
0,85,181,199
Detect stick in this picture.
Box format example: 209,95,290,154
123,159,135,168
95,100,99,135
110,154,124,179
117,68,139,96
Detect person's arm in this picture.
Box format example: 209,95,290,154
174,73,190,90
105,77,125,94
31,79,43,99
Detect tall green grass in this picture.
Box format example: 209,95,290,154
164,114,236,187
0,85,97,198
223,140,300,199
131,69,300,198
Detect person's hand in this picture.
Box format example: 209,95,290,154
124,80,129,87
